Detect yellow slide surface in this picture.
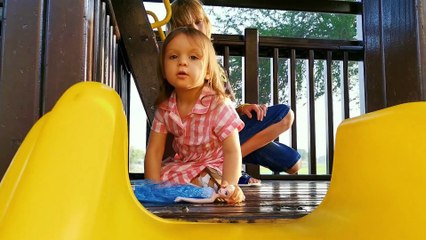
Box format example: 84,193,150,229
1,81,425,239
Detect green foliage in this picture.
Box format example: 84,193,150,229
207,8,357,40
206,7,360,104
129,146,145,164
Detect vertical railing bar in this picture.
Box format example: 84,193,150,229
112,35,117,91
223,46,232,103
99,2,106,84
117,63,122,106
272,48,279,177
93,0,101,82
108,26,114,88
273,48,279,105
117,62,123,97
308,50,317,175
123,65,131,116
105,15,110,87
325,51,335,174
223,45,230,76
290,49,298,151
342,51,350,119
86,0,95,82
105,0,121,40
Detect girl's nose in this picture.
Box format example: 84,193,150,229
178,57,187,66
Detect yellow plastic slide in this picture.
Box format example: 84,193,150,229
0,81,425,239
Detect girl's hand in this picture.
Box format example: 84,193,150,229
238,104,267,121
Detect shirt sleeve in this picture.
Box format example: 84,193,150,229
213,99,245,141
151,109,168,134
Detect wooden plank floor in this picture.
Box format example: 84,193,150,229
140,180,329,223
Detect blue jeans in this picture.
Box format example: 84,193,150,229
239,104,300,172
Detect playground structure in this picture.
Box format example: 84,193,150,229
1,0,425,179
0,0,425,238
0,81,425,239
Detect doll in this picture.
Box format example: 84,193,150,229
133,180,243,204
174,184,239,203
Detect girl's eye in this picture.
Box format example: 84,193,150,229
190,55,199,60
195,18,203,25
168,55,178,60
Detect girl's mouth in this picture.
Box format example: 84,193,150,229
177,71,188,77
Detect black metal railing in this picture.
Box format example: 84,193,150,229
213,29,364,180
90,0,131,114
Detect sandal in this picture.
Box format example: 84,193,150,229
238,171,261,186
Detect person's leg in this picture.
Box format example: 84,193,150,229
243,141,301,174
239,104,294,157
238,104,293,184
287,159,301,174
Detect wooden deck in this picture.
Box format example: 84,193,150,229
141,180,329,223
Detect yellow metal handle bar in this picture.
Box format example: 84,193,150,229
147,0,171,41
147,10,166,41
150,0,172,29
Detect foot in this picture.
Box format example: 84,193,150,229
238,171,261,186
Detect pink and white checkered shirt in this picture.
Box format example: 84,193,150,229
151,86,244,184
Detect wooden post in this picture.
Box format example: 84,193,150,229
364,0,426,112
244,28,260,178
0,0,92,179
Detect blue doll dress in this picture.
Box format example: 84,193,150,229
132,179,215,204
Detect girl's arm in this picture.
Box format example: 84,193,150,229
221,129,241,184
144,131,167,182
221,129,245,203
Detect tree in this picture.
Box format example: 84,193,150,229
206,7,359,105
129,146,145,164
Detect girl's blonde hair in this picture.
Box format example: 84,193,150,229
168,0,212,38
167,0,236,100
156,27,226,105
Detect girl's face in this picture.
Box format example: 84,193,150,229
164,33,209,91
189,17,208,37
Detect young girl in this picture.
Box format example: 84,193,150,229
144,27,245,203
168,0,302,185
